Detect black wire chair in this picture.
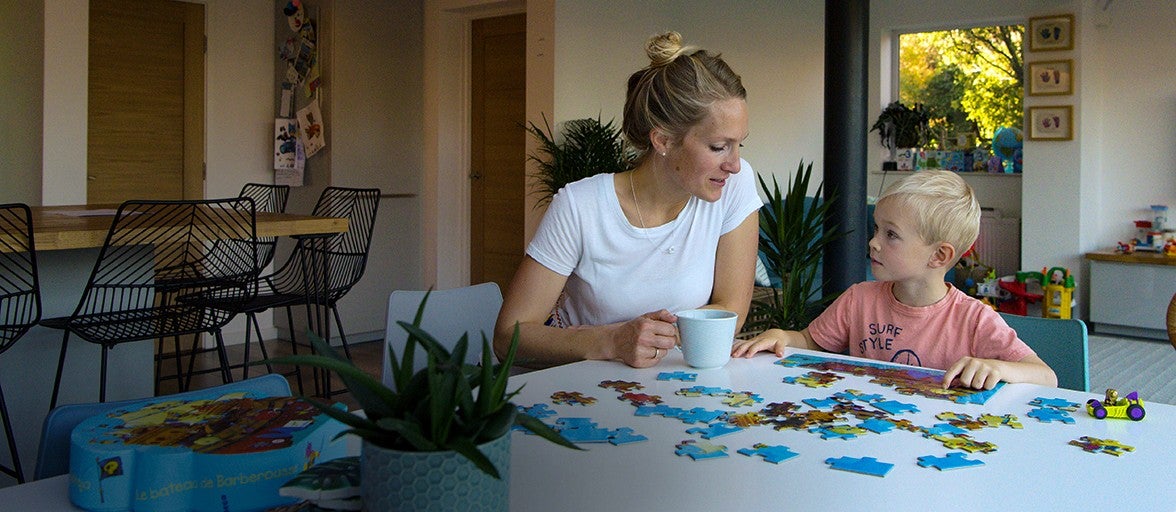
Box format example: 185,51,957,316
229,187,379,395
153,184,291,392
42,198,260,408
0,203,40,483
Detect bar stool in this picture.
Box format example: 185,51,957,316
41,198,260,408
0,203,41,483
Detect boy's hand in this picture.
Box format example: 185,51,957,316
731,329,790,358
942,356,1003,390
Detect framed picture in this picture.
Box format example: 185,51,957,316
1028,60,1073,96
1027,105,1073,141
1029,14,1074,51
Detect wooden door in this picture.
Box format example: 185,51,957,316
470,14,526,292
88,0,204,204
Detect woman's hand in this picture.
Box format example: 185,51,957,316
613,309,679,368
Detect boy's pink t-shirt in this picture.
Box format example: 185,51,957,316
806,281,1035,371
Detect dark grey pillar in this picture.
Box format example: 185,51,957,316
823,0,870,295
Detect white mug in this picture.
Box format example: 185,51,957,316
676,309,738,368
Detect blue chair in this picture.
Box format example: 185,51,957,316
33,373,291,481
999,313,1089,391
382,283,503,387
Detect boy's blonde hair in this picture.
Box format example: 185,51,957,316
877,170,980,263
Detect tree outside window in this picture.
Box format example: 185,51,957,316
899,25,1024,150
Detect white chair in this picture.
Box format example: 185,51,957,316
382,283,503,387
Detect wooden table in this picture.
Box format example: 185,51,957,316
30,205,348,250
0,205,347,487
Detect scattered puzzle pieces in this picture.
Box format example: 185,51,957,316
738,443,799,464
871,399,919,415
675,439,728,460
726,411,767,428
686,422,743,439
917,452,985,471
809,424,868,440
607,428,648,446
1027,407,1075,424
825,456,894,477
834,389,884,402
517,403,557,420
802,397,841,410
657,371,698,382
857,418,898,434
932,434,997,454
722,392,764,408
675,385,732,397
1069,436,1135,456
978,413,1022,429
617,392,662,406
551,391,597,406
598,380,644,392
1029,397,1080,411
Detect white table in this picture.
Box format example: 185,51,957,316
3,348,1174,510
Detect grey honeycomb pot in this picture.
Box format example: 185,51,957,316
359,434,510,511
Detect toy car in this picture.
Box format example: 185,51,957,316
1086,390,1145,421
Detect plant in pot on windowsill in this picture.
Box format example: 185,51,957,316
871,101,930,171
266,294,580,512
744,161,843,336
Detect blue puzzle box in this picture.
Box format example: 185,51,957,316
68,390,349,512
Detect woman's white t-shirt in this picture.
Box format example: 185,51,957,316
527,159,762,326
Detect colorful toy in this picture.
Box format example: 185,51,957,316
996,271,1044,316
1085,389,1146,421
1041,266,1075,319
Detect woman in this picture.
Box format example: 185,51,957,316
494,32,761,369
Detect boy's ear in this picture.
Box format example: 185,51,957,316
927,242,957,269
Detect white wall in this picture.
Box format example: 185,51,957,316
553,0,826,185
41,0,88,206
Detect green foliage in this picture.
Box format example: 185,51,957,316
898,25,1024,147
264,293,580,480
870,101,931,150
526,114,636,207
748,161,842,333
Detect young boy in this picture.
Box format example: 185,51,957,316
731,170,1057,389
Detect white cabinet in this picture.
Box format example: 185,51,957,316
1087,252,1176,340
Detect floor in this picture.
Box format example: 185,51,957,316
174,332,1176,407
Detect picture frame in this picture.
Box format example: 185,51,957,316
1029,14,1074,52
1027,60,1073,96
1027,105,1073,141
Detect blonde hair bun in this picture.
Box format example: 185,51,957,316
646,31,694,67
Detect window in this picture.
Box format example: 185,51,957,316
898,25,1024,150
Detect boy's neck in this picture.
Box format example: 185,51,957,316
890,277,951,307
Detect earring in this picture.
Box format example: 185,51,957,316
660,152,666,157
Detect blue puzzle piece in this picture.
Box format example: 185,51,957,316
657,371,698,382
825,456,894,477
923,423,968,437
1027,407,1075,424
558,425,615,443
737,444,799,464
517,403,557,419
608,427,648,445
858,418,897,434
686,422,743,439
677,407,728,424
634,404,678,417
1028,397,1080,411
808,425,865,440
554,417,596,429
917,452,985,471
834,390,884,403
674,440,728,460
872,399,920,415
803,397,841,410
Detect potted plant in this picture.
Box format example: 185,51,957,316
870,101,930,169
526,114,636,206
745,161,843,335
267,294,580,511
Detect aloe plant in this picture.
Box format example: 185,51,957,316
265,293,580,479
748,161,843,333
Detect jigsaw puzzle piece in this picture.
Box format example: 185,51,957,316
607,427,648,446
677,407,728,424
803,397,841,410
737,443,799,464
857,418,897,434
923,423,968,437
517,403,557,420
871,399,920,415
657,371,698,382
686,422,743,439
675,440,728,460
599,380,644,392
917,452,985,471
722,392,764,408
809,425,867,440
825,456,894,477
1027,407,1075,424
1028,397,1080,411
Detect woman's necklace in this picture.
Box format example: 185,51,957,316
629,171,676,254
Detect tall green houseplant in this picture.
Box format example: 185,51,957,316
526,115,635,206
748,161,842,333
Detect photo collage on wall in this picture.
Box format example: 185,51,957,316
274,0,325,185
